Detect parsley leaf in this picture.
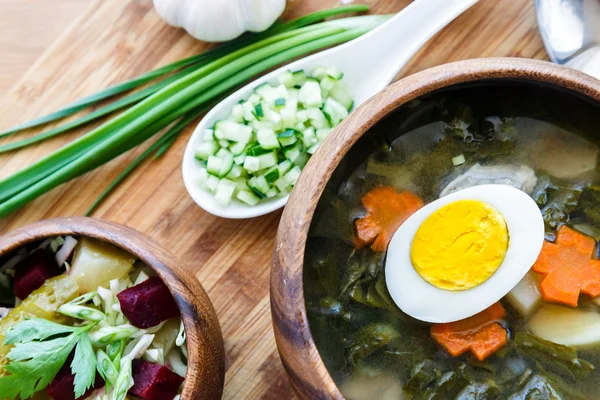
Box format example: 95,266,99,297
71,333,97,397
0,318,97,399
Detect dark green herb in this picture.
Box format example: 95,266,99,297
345,323,400,366
532,175,582,241
513,333,594,381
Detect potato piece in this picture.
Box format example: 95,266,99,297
528,304,600,348
505,271,542,317
70,238,135,293
0,275,79,374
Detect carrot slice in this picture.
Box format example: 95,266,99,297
431,302,508,361
354,186,423,252
532,225,600,307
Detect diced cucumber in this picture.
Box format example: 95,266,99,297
254,103,266,119
307,143,320,154
277,129,299,147
257,128,280,150
206,174,219,193
284,145,301,163
215,179,236,206
248,94,261,105
278,71,295,88
229,141,247,156
323,97,349,126
231,104,244,122
280,108,296,127
311,66,328,80
226,165,244,179
277,160,292,176
234,154,246,165
284,166,302,186
319,76,336,96
274,166,302,191
215,120,252,143
292,70,307,87
249,120,275,131
196,66,353,208
316,128,332,142
244,156,261,172
195,140,219,160
246,145,271,157
306,108,331,129
330,81,354,110
207,149,234,178
197,168,209,188
242,101,257,122
294,152,309,169
263,166,280,183
274,98,286,108
255,83,273,99
302,127,317,147
299,81,323,107
236,190,260,206
203,129,215,140
247,176,270,198
265,188,279,198
327,66,344,80
296,110,308,123
206,156,223,176
258,152,278,169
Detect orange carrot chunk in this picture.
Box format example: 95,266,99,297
532,225,600,307
431,302,508,361
354,186,423,252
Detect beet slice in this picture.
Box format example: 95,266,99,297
46,355,104,400
117,277,180,328
13,248,61,300
130,359,185,400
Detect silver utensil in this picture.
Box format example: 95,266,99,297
536,0,600,79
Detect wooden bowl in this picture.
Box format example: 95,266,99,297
271,57,600,399
0,217,225,399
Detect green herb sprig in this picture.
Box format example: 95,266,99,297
0,318,98,399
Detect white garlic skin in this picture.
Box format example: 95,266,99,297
153,0,286,42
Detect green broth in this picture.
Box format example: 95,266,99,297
304,82,600,399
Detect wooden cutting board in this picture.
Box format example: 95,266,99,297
0,0,545,398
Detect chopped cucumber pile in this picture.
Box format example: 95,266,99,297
194,66,353,206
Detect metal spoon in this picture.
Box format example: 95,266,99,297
536,0,600,78
182,0,479,219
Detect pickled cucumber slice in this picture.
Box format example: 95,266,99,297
0,275,79,374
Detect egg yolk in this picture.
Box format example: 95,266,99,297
410,200,509,291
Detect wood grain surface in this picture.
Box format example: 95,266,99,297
0,0,547,398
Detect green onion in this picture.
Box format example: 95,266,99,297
58,304,106,322
0,7,388,218
97,349,119,387
89,325,139,347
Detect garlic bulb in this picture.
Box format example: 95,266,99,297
153,0,286,42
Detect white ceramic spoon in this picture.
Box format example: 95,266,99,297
182,0,479,219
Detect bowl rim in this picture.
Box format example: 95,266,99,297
0,216,225,400
271,57,600,399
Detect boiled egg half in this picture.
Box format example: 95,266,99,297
385,184,544,323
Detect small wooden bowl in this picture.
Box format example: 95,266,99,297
271,58,600,399
0,217,225,399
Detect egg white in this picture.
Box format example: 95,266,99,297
385,184,545,323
